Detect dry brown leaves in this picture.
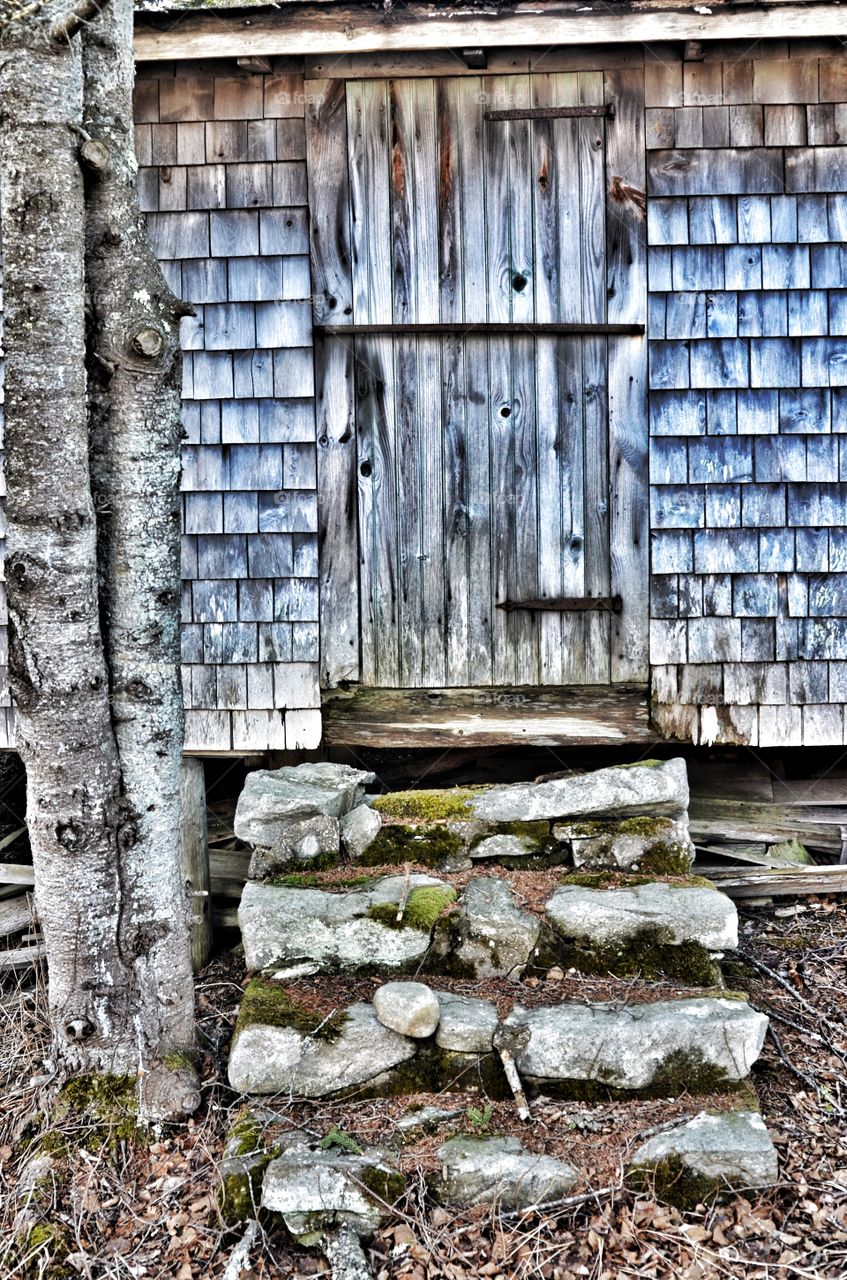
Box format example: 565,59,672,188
0,901,846,1279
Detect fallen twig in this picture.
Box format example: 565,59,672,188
395,863,411,924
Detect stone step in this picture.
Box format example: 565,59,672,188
220,1100,780,1231
232,756,695,880
239,869,738,985
227,977,767,1101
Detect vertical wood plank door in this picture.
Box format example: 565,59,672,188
308,71,648,689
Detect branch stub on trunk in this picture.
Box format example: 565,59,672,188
132,326,166,359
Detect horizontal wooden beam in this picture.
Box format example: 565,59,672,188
697,864,847,898
322,683,654,748
314,322,644,336
134,2,847,63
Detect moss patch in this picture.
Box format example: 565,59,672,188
522,1048,749,1103
627,1153,736,1211
640,842,695,876
56,1074,139,1145
219,1107,278,1224
359,824,465,868
18,1224,72,1279
267,871,378,890
357,1161,406,1204
235,979,349,1042
368,885,457,931
371,787,486,820
557,870,712,891
541,929,721,985
330,1044,509,1101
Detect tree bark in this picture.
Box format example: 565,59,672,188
0,3,198,1118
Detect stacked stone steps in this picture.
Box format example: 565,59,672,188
223,757,779,1235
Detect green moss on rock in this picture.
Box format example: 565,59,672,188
359,824,465,867
267,871,378,890
367,885,457,931
219,1107,278,1224
357,1162,406,1204
627,1153,732,1211
371,787,486,820
328,1044,509,1101
522,1048,753,1103
235,979,349,1042
546,930,721,985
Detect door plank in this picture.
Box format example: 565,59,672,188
531,73,590,682
355,336,399,684
315,334,359,684
418,337,447,685
439,81,471,685
347,80,391,324
578,72,613,680
394,335,424,685
605,66,649,682
304,79,352,325
512,333,540,683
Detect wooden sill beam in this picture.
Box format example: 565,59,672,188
134,3,847,63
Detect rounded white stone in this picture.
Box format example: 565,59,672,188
373,981,441,1039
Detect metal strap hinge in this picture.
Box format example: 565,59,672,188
497,596,623,614
484,104,614,121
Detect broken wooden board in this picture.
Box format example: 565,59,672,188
689,798,847,857
322,684,654,748
0,894,33,938
697,865,847,899
0,863,34,887
210,848,250,901
0,943,45,971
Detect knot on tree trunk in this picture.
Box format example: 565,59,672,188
131,326,165,360
80,137,110,176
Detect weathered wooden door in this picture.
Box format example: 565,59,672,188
308,71,647,690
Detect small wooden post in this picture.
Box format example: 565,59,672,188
180,757,211,971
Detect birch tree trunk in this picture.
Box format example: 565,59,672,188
0,2,198,1119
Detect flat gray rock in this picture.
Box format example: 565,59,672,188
435,992,499,1053
373,981,441,1038
629,1110,778,1194
340,804,382,857
545,882,738,952
559,816,695,872
239,873,450,972
505,997,768,1091
228,1001,417,1097
433,1136,577,1209
249,814,340,879
235,763,376,847
449,876,540,979
473,758,689,823
262,1142,403,1241
470,833,539,861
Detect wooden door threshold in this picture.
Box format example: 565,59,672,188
322,684,654,748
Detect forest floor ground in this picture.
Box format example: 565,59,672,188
2,895,846,1280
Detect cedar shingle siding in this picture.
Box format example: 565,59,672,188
647,53,847,746
136,59,320,752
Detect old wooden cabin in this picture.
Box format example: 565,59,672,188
11,0,847,760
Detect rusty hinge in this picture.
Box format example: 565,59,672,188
484,104,614,121
497,596,623,614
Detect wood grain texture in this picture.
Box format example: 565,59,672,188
322,682,654,746
135,7,847,63
304,79,352,324
606,67,649,682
